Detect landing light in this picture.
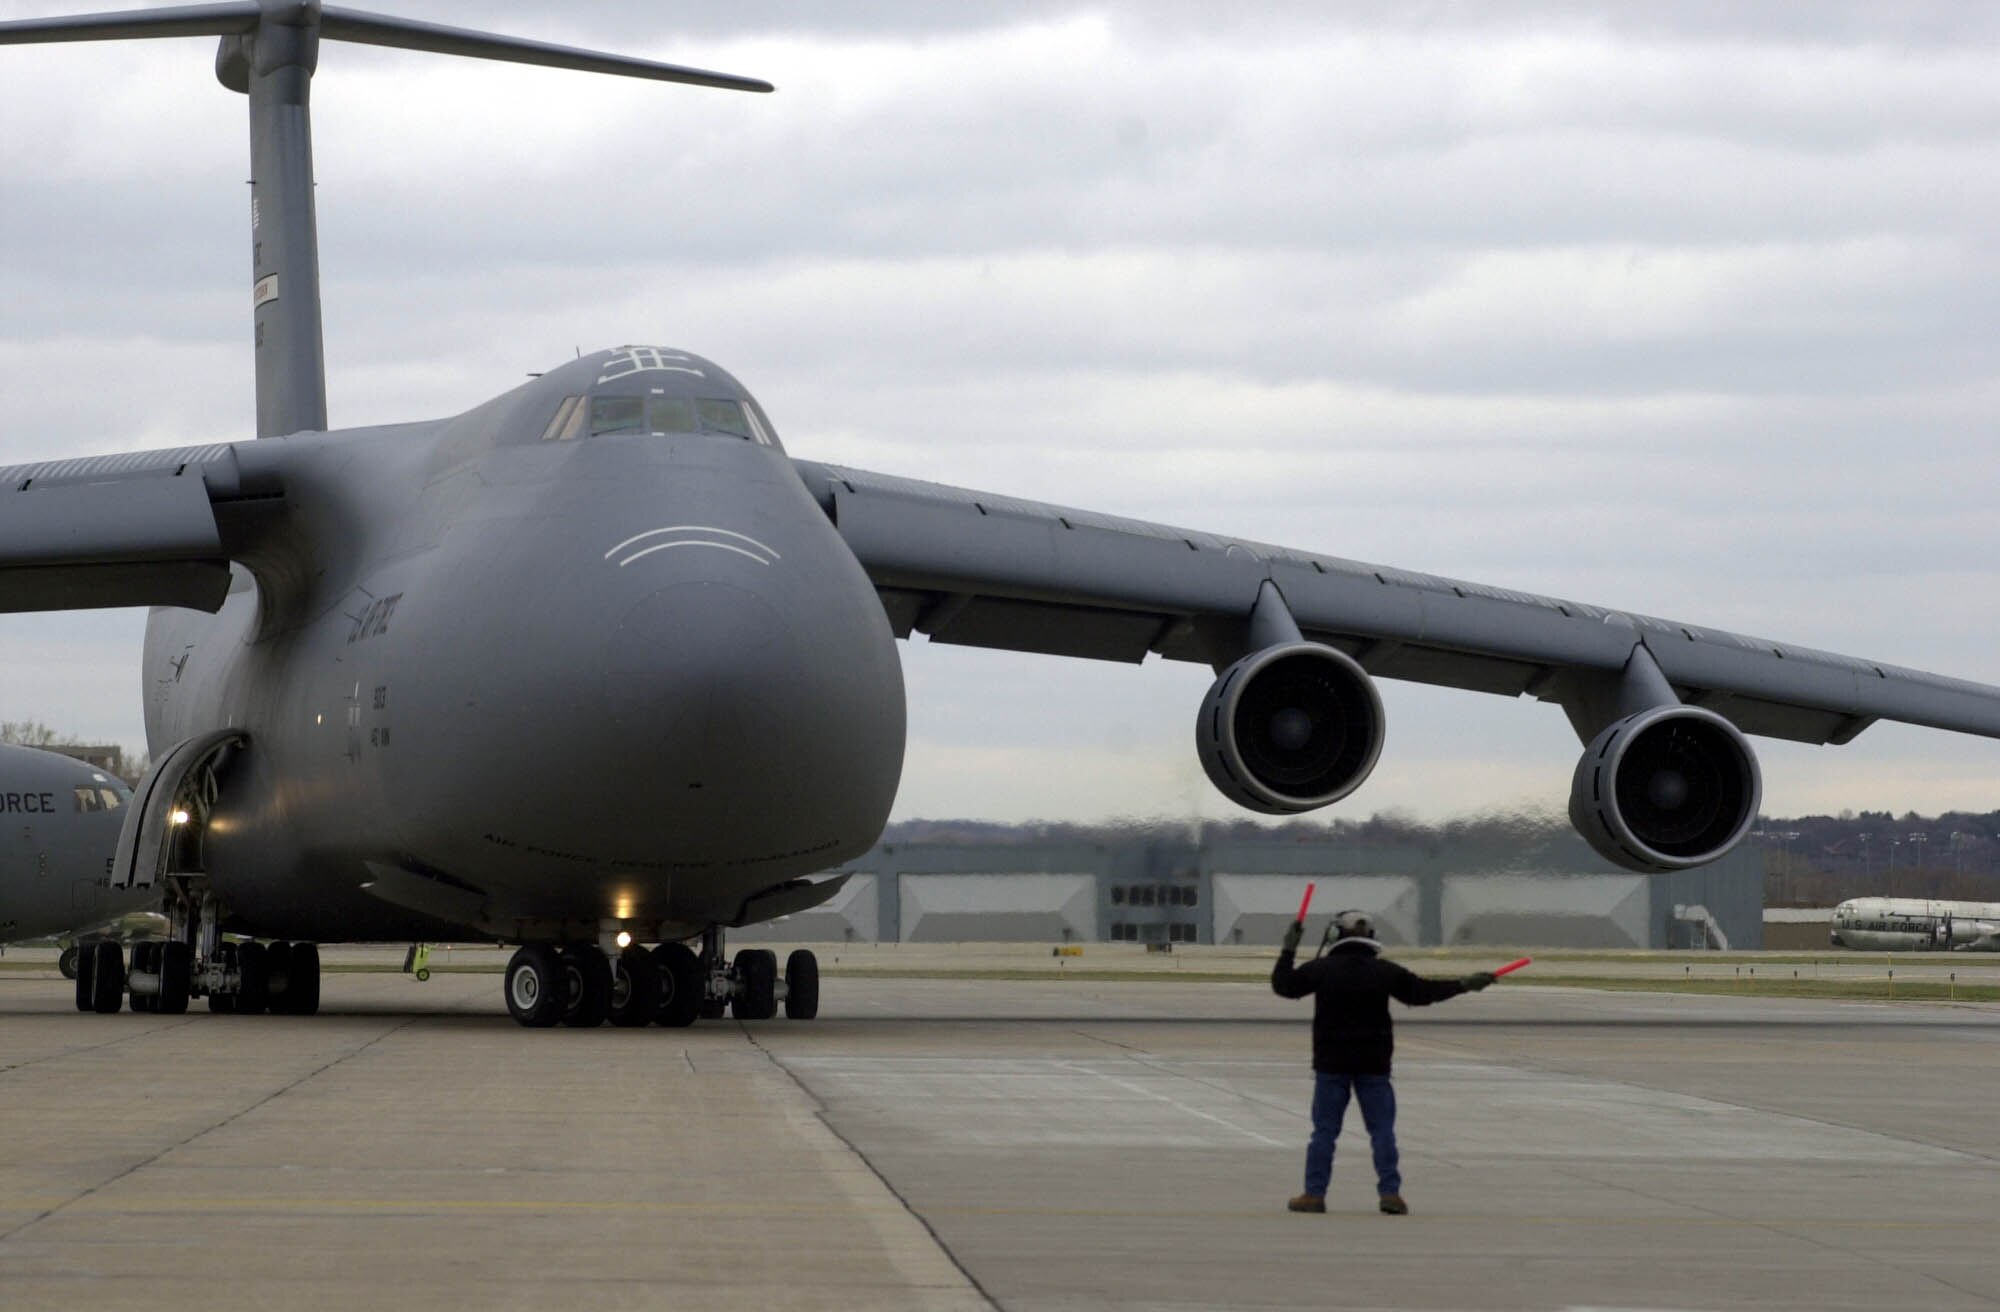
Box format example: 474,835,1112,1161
169,809,191,826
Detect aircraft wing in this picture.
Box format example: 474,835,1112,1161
792,459,2000,747
0,443,276,612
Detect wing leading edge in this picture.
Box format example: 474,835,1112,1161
0,443,282,613
793,459,2000,749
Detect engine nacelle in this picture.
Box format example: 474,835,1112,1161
1198,643,1384,815
1569,705,1761,872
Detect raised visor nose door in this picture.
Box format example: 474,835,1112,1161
112,729,247,890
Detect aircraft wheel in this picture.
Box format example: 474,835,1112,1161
287,943,322,1016
209,942,238,1013
505,944,565,1028
733,948,778,1021
88,941,125,1014
607,947,660,1027
156,941,192,1015
129,942,158,1013
652,942,703,1028
74,941,96,1011
784,949,820,1021
558,946,611,1028
237,941,270,1015
265,941,296,1014
58,944,79,980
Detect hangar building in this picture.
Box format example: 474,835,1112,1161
748,828,1761,949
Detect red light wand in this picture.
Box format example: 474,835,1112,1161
1493,957,1533,978
1295,883,1315,924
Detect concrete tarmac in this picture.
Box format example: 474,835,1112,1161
2,961,1997,1311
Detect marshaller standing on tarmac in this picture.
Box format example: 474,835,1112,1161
1272,910,1494,1214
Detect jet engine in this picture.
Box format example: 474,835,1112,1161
1568,705,1761,873
1198,643,1384,814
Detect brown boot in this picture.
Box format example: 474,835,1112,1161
1378,1193,1408,1215
1287,1194,1326,1213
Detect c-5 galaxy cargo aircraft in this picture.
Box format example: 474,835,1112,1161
5,4,2000,1027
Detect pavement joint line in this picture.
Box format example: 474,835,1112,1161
737,1021,999,1311
1054,1058,1290,1147
1109,1049,1316,1126
1443,1043,2000,1167
0,1013,204,1079
0,1012,423,1248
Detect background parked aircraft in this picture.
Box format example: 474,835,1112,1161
1830,897,2000,952
0,742,142,969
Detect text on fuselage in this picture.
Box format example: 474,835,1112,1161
348,594,403,644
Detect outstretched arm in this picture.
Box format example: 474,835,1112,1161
1387,963,1485,1007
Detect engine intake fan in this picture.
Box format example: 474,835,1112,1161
1198,643,1384,814
1569,705,1761,872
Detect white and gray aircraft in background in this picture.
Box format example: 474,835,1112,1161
5,3,2000,1027
0,742,144,977
1830,898,2000,952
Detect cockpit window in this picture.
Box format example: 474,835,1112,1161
539,391,776,446
696,399,754,440
648,396,699,434
590,396,645,436
540,395,586,442
74,785,122,813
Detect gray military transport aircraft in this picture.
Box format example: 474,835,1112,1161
0,742,144,985
5,3,2000,1028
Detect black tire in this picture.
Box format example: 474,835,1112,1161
89,941,125,1014
287,943,321,1016
74,940,96,1011
504,944,565,1028
209,942,238,1013
156,941,192,1015
652,942,703,1028
607,947,660,1028
733,948,778,1021
236,940,269,1015
58,944,79,980
129,942,157,1013
558,946,611,1028
264,941,295,1014
784,949,820,1021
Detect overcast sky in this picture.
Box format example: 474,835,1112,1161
1,1,1998,825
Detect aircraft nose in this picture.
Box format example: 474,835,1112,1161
601,578,800,779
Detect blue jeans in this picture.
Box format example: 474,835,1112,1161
1303,1071,1400,1197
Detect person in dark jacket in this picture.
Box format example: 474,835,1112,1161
1272,909,1494,1215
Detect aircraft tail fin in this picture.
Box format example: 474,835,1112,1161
0,3,770,440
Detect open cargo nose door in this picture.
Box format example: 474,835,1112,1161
113,730,248,891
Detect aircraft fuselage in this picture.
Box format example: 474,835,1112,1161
1829,896,2000,952
0,743,137,943
143,349,907,944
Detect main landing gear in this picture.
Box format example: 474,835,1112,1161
502,928,821,1029
74,934,323,1016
